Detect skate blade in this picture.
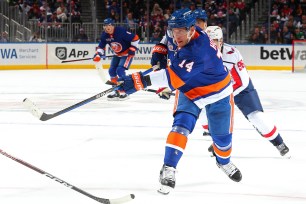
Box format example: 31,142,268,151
107,97,120,101
118,96,129,101
157,185,172,195
282,153,291,159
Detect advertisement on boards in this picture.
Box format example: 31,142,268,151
1,43,305,70
0,43,46,69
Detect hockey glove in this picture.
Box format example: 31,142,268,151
93,48,106,62
118,72,151,95
151,43,168,70
156,87,172,100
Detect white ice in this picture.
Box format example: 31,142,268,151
0,69,306,204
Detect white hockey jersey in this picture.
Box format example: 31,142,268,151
222,43,250,96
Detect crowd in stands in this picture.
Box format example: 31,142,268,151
104,0,247,42
4,0,306,44
9,0,83,26
250,0,306,44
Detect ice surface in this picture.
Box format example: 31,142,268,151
0,69,306,204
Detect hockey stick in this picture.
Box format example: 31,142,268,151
23,68,154,121
0,148,134,204
61,55,116,63
144,88,175,96
95,63,171,95
95,63,160,84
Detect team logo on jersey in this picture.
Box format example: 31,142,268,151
227,48,235,54
110,42,122,53
55,47,67,60
167,41,174,51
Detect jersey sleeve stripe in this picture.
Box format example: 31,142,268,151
184,73,231,100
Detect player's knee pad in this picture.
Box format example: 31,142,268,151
171,126,190,137
173,112,197,133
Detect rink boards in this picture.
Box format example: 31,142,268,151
0,43,305,71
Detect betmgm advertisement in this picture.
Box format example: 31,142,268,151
0,43,305,70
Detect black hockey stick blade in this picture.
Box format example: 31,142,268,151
23,86,118,121
0,148,135,204
105,80,117,85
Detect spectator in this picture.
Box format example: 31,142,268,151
0,32,9,42
281,3,292,16
38,9,49,26
164,9,171,20
228,9,239,35
40,1,52,16
150,32,162,44
69,1,82,23
249,26,265,44
281,25,293,44
293,27,304,40
108,8,117,20
19,1,31,15
49,12,62,28
124,12,138,33
108,1,120,17
56,2,68,22
270,25,280,44
29,31,43,42
207,12,218,26
28,3,42,20
73,28,89,42
151,3,163,17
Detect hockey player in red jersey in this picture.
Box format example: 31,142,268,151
93,18,140,101
201,25,290,157
116,8,242,195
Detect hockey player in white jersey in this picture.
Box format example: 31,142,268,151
201,25,290,157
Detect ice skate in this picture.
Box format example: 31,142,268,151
107,90,120,101
217,161,242,182
203,130,211,136
157,165,176,195
276,142,290,158
118,92,129,101
208,144,216,157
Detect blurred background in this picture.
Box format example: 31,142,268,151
1,0,305,44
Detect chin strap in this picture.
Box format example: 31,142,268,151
186,28,195,44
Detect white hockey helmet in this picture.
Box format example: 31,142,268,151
206,26,223,40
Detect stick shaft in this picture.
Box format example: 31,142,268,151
0,149,110,203
38,86,117,121
24,68,154,121
61,55,116,63
61,58,93,63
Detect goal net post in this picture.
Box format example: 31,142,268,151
292,40,306,73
